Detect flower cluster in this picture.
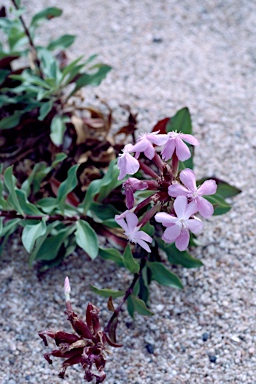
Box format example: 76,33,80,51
116,130,217,251
39,278,121,383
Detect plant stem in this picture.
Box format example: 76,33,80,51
0,210,80,222
139,160,158,179
104,256,147,334
11,0,44,78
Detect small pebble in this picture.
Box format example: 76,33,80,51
208,354,217,363
202,332,209,342
145,343,155,354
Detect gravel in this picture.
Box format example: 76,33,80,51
1,0,256,383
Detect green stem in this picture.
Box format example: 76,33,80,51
11,0,44,78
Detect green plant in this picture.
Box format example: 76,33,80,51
0,0,111,145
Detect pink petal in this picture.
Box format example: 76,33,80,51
175,228,190,251
186,217,204,234
155,212,178,226
149,133,168,146
144,144,155,159
125,212,138,232
115,215,128,232
161,139,175,160
132,140,149,153
162,224,181,243
126,154,140,174
180,133,199,146
175,138,191,161
184,200,198,219
124,143,134,152
197,179,217,196
173,195,188,218
138,231,153,243
117,156,127,180
179,169,197,192
136,238,151,253
168,184,190,197
196,197,214,218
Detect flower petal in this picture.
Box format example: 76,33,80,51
196,197,214,218
175,228,190,251
144,144,155,159
168,184,190,197
186,217,204,234
136,238,151,252
138,230,153,243
149,133,168,146
180,133,199,146
125,154,140,175
132,140,149,153
115,215,128,232
161,139,175,161
155,212,178,226
184,200,198,219
117,156,127,180
162,224,181,243
173,195,188,218
198,179,217,196
175,138,191,161
125,212,138,232
179,168,197,192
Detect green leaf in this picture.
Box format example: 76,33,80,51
156,238,203,268
127,296,135,319
205,194,231,215
4,166,24,214
96,161,122,202
0,218,21,255
47,34,76,50
34,225,75,261
167,107,192,134
69,64,112,97
123,244,140,274
52,152,68,167
90,285,124,298
75,220,99,260
98,247,124,267
38,100,54,120
15,189,43,215
57,164,79,213
131,295,154,316
0,111,22,129
0,218,21,238
22,220,47,253
50,115,66,146
90,202,119,221
147,261,183,289
30,7,62,28
36,197,58,214
80,160,121,213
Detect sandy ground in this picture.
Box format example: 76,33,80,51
1,0,256,383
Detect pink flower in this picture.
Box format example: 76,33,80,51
123,178,148,209
132,131,168,160
117,144,139,180
161,131,199,161
168,168,217,218
115,211,153,252
155,195,203,251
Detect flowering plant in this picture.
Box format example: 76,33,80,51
38,108,240,382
